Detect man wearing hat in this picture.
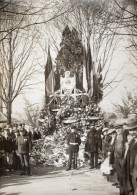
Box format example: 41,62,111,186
0,128,6,175
113,122,127,195
101,125,110,162
16,127,32,175
19,123,28,135
12,124,21,171
4,128,15,172
66,124,81,171
123,117,137,195
85,125,101,169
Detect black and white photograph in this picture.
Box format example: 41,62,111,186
0,0,137,194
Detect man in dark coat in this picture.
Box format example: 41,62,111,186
4,128,15,172
123,118,137,195
16,127,32,175
85,125,101,169
114,123,127,195
66,124,81,171
0,129,6,175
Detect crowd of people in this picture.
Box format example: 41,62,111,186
0,123,41,176
1,115,137,195
65,114,137,195
100,116,137,195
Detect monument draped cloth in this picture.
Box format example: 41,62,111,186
45,47,55,97
83,48,88,93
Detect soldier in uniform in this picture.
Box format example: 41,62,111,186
16,127,32,175
66,124,81,171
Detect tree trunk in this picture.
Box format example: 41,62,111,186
7,101,12,125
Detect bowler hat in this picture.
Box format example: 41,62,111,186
123,118,137,130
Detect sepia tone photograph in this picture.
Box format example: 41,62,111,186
0,0,137,194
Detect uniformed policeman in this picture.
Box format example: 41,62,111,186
66,124,81,171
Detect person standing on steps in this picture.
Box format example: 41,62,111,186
66,124,81,171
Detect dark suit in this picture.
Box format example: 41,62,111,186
0,135,6,175
114,131,127,195
17,135,32,175
85,129,100,168
122,138,135,195
67,132,81,170
130,140,137,194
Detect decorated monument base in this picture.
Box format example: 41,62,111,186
31,71,103,167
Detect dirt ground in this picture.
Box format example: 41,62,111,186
0,166,119,195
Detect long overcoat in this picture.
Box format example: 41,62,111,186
85,129,100,153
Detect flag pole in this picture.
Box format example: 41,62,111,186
45,41,48,106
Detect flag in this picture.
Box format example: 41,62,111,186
45,46,55,99
83,48,88,93
97,62,103,101
93,72,98,100
86,44,94,96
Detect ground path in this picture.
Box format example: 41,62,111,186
0,167,119,195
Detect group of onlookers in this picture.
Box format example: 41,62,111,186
101,115,137,195
0,123,41,176
1,115,137,195
65,114,137,195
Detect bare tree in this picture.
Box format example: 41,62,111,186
111,0,137,79
113,89,137,118
0,13,39,124
0,0,78,42
0,0,80,124
50,0,125,98
23,98,40,128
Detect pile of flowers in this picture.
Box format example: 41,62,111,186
30,125,88,167
31,95,103,167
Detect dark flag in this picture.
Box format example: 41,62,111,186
83,48,88,93
97,62,103,101
93,71,98,100
86,44,94,96
45,46,55,104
